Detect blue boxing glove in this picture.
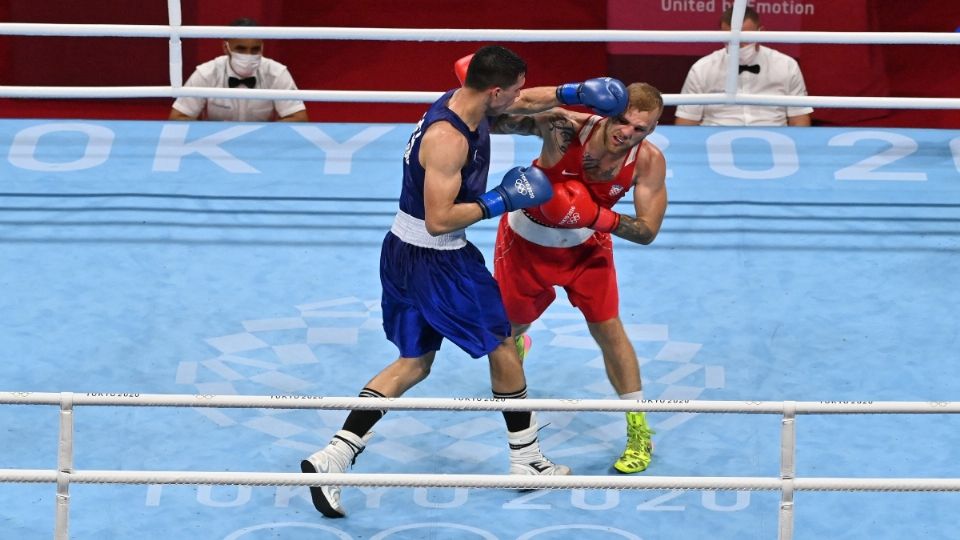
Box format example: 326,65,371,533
476,166,553,219
557,77,628,117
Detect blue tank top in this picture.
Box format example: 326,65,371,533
399,89,491,219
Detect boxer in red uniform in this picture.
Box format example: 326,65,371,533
491,82,667,473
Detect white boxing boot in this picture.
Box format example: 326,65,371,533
507,415,571,476
301,430,372,518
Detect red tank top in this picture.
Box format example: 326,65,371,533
524,115,639,227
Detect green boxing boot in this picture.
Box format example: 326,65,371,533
614,411,654,473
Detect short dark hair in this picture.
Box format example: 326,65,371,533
464,45,527,91
720,6,760,26
229,17,258,27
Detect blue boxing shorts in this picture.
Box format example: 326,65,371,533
380,231,511,359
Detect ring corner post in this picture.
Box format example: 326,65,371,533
777,400,797,540
54,392,75,540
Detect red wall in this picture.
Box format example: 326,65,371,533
864,2,960,128
608,0,960,128
0,0,605,122
269,0,607,122
1,0,958,127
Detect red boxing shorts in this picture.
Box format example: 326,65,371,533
493,211,619,324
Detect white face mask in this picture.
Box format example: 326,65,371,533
227,45,262,77
736,43,760,65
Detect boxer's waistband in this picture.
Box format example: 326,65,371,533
508,210,593,248
391,210,467,250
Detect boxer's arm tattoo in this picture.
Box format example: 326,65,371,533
546,119,576,154
613,214,656,245
491,114,537,135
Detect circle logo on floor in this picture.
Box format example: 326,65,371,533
176,295,723,467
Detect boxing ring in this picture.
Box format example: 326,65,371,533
2,1,960,538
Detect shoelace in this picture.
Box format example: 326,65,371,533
627,422,655,451
332,434,366,467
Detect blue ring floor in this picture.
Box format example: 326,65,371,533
1,120,959,539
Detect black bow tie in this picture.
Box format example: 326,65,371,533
739,64,760,74
228,76,256,88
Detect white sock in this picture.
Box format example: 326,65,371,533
619,390,644,401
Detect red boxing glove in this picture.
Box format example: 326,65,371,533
454,54,473,85
539,180,600,228
539,180,620,232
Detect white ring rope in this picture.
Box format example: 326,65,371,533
3,391,959,414
0,86,442,103
3,23,960,45
4,86,959,110
4,470,960,493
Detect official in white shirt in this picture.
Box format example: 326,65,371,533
169,18,308,122
675,7,812,127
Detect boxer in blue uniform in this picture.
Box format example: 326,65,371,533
302,45,629,518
